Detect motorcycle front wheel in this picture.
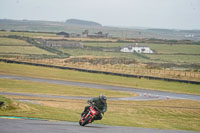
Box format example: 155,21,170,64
81,116,92,126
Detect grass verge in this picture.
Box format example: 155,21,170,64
0,95,16,110
0,78,137,98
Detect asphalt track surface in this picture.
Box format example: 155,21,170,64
1,74,200,133
1,118,199,133
0,74,200,101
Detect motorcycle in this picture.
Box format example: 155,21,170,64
79,103,101,126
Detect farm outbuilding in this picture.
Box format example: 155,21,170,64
56,32,69,37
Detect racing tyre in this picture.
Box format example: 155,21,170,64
81,116,92,126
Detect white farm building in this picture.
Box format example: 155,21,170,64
120,44,153,54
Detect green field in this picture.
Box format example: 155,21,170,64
7,38,197,81
1,31,200,65
146,54,200,64
0,31,56,38
84,42,125,47
0,37,30,45
0,46,56,55
0,62,199,95
147,44,200,54
82,42,200,64
0,78,136,98
60,48,144,59
84,42,200,55
0,37,56,57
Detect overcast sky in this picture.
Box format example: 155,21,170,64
0,0,200,30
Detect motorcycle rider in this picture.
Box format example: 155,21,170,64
81,94,107,121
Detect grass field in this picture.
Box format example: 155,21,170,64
0,31,199,82
54,42,200,81
0,31,117,42
0,62,199,95
59,48,147,61
12,57,200,81
0,78,136,98
84,42,125,47
84,42,200,55
0,46,56,55
0,37,56,57
146,54,200,64
2,31,200,64
58,47,200,66
0,31,57,38
148,44,200,55
84,42,200,54
0,37,30,45
144,43,200,64
82,42,200,64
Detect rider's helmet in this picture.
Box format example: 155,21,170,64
99,94,107,103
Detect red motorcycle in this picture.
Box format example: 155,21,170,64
79,103,101,126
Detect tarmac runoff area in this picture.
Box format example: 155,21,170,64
0,118,199,133
0,74,200,101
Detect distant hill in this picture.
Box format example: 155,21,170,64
0,19,200,41
65,19,102,27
